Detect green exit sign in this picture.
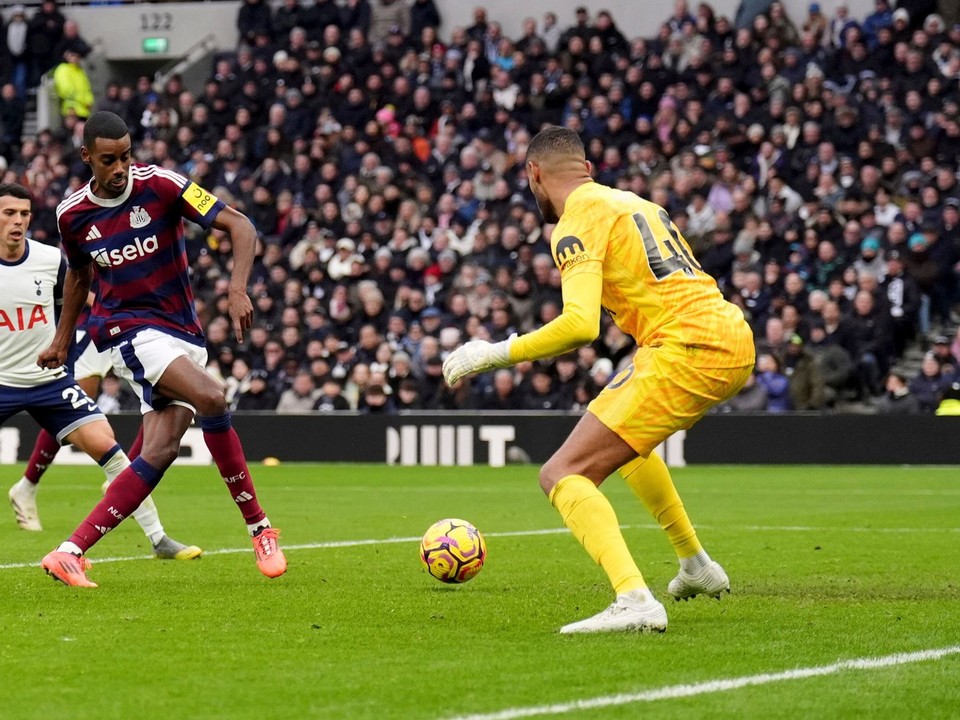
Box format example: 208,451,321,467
142,37,169,54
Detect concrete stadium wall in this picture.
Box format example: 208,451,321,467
14,0,880,63
47,3,238,60
436,0,874,43
1,413,958,466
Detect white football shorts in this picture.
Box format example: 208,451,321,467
72,331,114,380
110,328,209,415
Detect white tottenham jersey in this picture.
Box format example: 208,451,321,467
0,239,67,387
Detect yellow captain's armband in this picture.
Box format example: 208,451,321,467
183,182,218,216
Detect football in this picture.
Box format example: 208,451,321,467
419,518,487,584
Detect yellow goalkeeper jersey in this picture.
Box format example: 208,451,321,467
512,181,753,368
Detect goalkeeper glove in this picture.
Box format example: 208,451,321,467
442,334,516,385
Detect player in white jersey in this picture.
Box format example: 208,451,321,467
0,183,198,579
8,301,202,559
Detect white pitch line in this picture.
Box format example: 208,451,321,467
0,527,578,570
684,488,960,497
734,525,960,534
3,523,959,571
441,646,960,720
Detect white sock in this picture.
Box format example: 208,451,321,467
13,477,38,496
622,587,656,604
680,551,711,574
247,517,271,537
57,541,83,556
132,495,166,546
101,450,129,484
101,450,165,546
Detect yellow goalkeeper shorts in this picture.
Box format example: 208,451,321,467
587,344,754,458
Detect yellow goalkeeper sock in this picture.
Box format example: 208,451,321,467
621,452,704,560
549,474,646,595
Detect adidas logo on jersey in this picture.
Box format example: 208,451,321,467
92,235,159,267
234,491,254,503
85,225,102,242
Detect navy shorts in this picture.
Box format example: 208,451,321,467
0,375,106,444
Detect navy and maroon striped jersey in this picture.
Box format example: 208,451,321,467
57,164,225,350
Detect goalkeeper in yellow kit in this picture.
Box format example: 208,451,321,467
443,126,755,634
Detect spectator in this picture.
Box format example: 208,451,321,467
5,5,30,99
801,3,828,44
929,336,957,376
328,237,361,280
395,377,423,409
409,0,441,42
52,49,94,119
224,358,252,407
369,0,408,44
909,353,947,413
237,0,273,46
314,377,351,411
876,371,921,414
853,237,886,283
276,370,321,413
756,353,792,411
589,358,615,388
935,381,960,416
540,11,562,53
783,333,825,410
848,289,892,398
3,0,956,417
341,0,372,32
720,371,769,412
768,2,800,46
53,19,90,62
520,364,566,410
27,0,65,84
360,383,395,413
881,249,921,356
0,84,25,156
478,368,521,410
828,2,859,48
95,374,138,414
235,369,280,410
273,0,304,39
808,321,855,405
863,0,893,48
906,231,943,338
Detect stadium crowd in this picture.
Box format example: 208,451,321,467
2,0,960,414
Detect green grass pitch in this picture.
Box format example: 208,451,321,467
1,463,959,719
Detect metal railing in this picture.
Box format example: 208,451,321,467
34,37,106,135
152,32,218,92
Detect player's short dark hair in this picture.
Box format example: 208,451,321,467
526,125,585,164
83,111,130,149
0,183,31,201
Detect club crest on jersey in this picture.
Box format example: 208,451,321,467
554,235,589,271
129,205,151,229
34,278,42,296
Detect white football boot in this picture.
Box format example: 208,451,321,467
8,479,42,531
668,561,730,601
559,590,668,634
